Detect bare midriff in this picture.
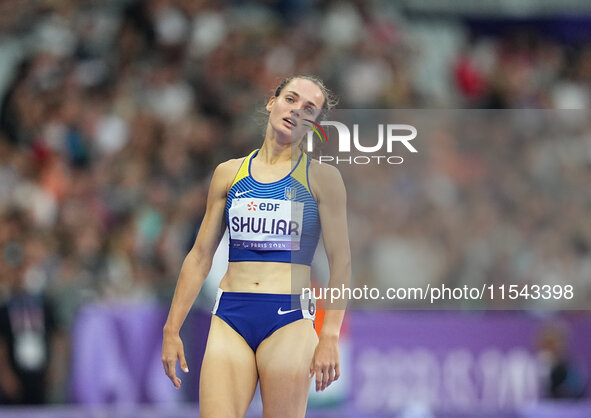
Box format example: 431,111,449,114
219,261,311,294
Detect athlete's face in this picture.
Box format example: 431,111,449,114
266,78,325,145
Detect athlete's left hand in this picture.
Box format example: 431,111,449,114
309,335,340,391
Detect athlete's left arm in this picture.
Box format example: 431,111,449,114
309,161,351,392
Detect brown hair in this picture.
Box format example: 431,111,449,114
273,75,338,121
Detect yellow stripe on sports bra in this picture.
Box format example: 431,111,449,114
230,149,258,188
290,152,310,193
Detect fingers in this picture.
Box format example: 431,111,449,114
315,365,323,392
162,336,189,389
162,358,181,389
162,351,188,389
314,362,339,392
179,350,190,374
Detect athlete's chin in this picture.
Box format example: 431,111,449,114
271,122,303,143
275,130,304,146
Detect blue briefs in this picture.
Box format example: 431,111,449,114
212,289,316,352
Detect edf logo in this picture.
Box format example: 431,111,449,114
258,202,280,211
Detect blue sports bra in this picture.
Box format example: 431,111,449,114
225,149,321,266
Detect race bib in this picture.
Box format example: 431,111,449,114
229,198,304,250
14,330,46,371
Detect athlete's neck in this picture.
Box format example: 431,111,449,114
258,138,302,165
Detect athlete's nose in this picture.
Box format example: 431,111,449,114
290,109,300,120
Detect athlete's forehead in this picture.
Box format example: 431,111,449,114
281,78,325,109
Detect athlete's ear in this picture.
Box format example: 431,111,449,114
266,96,275,112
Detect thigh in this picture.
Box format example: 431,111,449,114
199,315,258,418
255,319,318,418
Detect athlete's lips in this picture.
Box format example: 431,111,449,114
283,117,297,128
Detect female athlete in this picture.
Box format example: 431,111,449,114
162,75,351,418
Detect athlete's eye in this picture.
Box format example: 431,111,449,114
305,107,314,115
285,97,294,103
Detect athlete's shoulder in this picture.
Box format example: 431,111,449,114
211,156,249,192
216,152,255,177
308,158,342,182
308,158,345,201
215,157,244,175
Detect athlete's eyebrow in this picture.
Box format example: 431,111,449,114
286,91,318,108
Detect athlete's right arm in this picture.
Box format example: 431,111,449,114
161,160,235,389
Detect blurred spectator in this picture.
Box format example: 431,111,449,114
536,321,587,399
0,213,63,404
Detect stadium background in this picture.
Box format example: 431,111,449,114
1,0,591,417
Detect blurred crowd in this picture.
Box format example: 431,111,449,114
0,0,590,403
343,110,591,309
